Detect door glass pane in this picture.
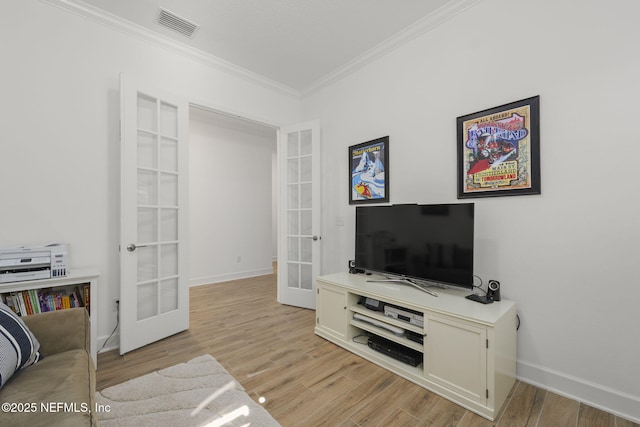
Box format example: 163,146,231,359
160,138,178,172
288,211,299,235
137,170,158,205
300,156,311,182
300,130,312,156
137,94,157,132
288,132,299,157
288,237,299,261
159,173,178,206
301,238,312,262
288,185,299,209
300,183,312,209
138,208,158,243
288,263,300,289
287,158,299,183
301,264,312,290
137,246,158,282
300,210,312,235
160,278,178,313
137,282,158,320
137,132,157,169
160,209,178,241
160,102,178,137
160,243,178,277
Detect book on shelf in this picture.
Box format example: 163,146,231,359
0,284,90,316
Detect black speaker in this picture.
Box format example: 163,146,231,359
348,259,357,274
487,280,501,301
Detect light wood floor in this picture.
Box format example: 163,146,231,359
97,270,638,427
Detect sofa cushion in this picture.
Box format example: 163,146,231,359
0,301,41,388
0,349,96,427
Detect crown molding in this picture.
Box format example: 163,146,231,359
40,0,301,99
41,0,481,100
302,0,482,97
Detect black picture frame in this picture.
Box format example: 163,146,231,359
349,136,389,205
457,96,541,199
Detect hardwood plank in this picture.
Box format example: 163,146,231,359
577,404,614,427
417,397,466,426
537,392,579,427
348,376,419,426
497,381,546,427
456,410,494,427
96,271,632,426
397,387,443,421
617,417,640,427
377,408,420,427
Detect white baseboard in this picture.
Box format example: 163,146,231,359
517,360,640,423
97,332,120,355
189,267,274,287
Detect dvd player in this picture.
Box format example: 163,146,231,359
367,335,423,367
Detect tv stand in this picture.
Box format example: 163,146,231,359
315,272,516,421
366,278,438,297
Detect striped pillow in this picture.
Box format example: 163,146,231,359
0,301,42,388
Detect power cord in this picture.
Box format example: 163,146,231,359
472,275,487,294
99,300,120,353
352,333,370,345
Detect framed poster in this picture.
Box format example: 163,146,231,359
457,96,540,198
349,136,389,204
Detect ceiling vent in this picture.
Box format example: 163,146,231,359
155,8,199,39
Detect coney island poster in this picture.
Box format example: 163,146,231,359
349,136,389,204
457,96,540,198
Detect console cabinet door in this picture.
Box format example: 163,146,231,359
316,283,348,340
424,314,487,404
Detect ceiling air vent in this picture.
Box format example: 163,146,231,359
156,8,199,39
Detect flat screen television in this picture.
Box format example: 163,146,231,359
355,203,474,290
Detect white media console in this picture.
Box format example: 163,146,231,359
314,272,517,421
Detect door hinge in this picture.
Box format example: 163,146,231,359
486,389,489,399
317,288,320,294
486,339,489,349
316,317,319,324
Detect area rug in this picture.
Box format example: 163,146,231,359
97,354,280,426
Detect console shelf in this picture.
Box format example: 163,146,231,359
315,272,517,421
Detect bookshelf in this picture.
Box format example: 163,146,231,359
0,269,99,366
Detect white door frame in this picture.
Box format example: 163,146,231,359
188,104,321,308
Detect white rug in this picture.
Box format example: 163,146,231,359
97,354,281,427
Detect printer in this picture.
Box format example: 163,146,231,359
0,243,69,283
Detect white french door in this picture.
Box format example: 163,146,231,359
119,74,189,354
277,120,321,309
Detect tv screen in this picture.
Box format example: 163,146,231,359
355,203,474,289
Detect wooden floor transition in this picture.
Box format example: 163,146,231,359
97,269,638,427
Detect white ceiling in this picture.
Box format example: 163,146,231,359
65,0,470,94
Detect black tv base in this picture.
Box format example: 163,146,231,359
465,293,494,304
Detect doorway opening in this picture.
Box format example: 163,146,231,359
188,106,278,286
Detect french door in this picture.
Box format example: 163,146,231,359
119,74,189,354
277,120,321,309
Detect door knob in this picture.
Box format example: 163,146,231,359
126,243,148,252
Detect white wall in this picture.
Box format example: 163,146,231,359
189,108,276,284
1,1,299,351
302,0,640,421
